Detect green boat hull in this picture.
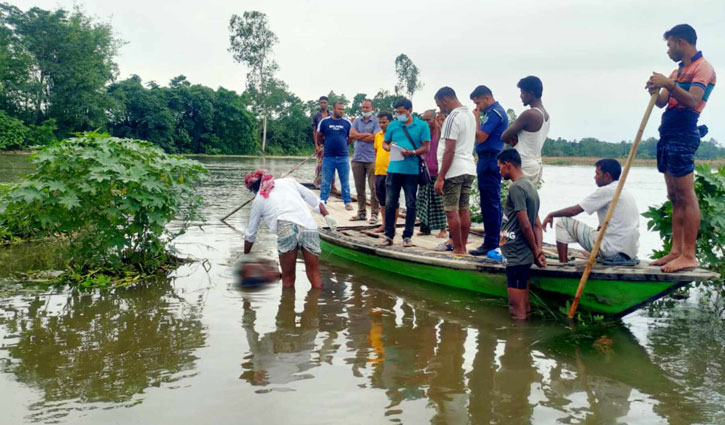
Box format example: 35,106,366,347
320,239,686,317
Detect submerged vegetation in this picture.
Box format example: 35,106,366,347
0,133,207,286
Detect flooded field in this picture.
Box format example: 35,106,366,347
1,154,723,424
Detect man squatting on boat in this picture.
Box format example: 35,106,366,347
242,23,713,319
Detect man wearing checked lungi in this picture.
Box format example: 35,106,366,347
243,170,338,289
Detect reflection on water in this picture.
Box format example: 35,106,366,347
0,279,205,423
0,154,723,424
237,261,704,424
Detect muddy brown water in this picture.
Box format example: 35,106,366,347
0,154,723,424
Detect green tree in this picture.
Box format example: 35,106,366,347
2,3,120,137
228,11,279,153
107,75,176,151
371,89,399,112
394,53,423,100
0,4,33,118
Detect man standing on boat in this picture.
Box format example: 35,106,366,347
349,99,381,223
497,149,546,320
469,85,508,259
372,111,398,233
501,76,549,185
542,159,640,265
434,87,477,255
380,98,431,247
646,24,716,273
317,101,354,210
311,96,337,193
417,109,447,239
243,169,338,289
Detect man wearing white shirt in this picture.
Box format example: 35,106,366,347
243,170,338,289
434,87,477,255
541,159,640,263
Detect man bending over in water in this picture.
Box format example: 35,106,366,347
244,169,338,289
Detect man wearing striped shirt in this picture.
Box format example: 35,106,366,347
646,24,716,273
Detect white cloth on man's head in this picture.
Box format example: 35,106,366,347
577,183,639,259
244,178,320,243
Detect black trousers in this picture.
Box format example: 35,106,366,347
384,173,418,240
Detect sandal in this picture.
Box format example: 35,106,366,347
368,214,378,225
350,213,367,221
403,238,414,247
378,237,393,247
434,242,454,252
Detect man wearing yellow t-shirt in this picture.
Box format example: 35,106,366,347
373,111,398,232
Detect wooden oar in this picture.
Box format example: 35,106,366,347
220,150,318,223
568,91,660,319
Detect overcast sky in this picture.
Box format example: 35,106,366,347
10,0,725,144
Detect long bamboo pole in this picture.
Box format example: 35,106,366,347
568,92,660,319
220,150,319,223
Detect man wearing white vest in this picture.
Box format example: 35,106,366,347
501,76,550,185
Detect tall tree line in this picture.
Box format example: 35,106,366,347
1,3,723,159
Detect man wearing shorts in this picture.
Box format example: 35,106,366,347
646,24,716,273
433,87,476,255
243,169,338,289
498,150,546,320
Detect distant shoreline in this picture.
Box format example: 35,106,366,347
3,151,723,168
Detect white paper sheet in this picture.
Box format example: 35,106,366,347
389,143,406,162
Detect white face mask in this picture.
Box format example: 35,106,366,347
396,113,408,122
361,111,373,118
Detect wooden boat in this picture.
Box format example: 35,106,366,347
311,191,720,317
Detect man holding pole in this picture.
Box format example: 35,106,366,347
646,24,716,273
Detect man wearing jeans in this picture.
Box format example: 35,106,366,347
317,101,353,209
433,87,477,255
350,99,381,222
380,98,430,247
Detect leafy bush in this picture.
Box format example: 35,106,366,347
0,111,57,150
0,133,207,273
0,110,28,150
643,164,725,274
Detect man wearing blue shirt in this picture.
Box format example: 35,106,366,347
469,85,509,257
380,98,431,247
317,101,353,209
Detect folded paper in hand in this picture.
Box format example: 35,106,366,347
389,144,405,162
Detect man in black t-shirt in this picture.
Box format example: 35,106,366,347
498,149,546,320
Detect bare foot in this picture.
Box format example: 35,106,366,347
372,226,385,233
661,256,698,273
416,231,431,236
436,230,447,238
650,252,680,266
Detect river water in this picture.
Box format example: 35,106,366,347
0,154,723,424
